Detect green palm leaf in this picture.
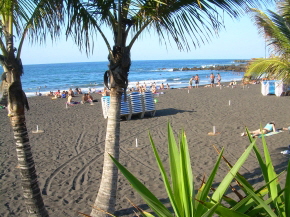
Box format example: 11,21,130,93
247,3,290,83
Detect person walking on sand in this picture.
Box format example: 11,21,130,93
210,73,215,87
194,74,200,88
216,73,221,86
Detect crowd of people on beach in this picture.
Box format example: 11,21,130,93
130,81,170,94
189,73,224,89
187,72,254,89
44,87,98,105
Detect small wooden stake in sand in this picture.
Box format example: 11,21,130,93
32,125,44,134
136,138,138,147
229,100,231,106
208,126,220,136
188,89,189,94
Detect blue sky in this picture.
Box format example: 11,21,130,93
21,8,273,65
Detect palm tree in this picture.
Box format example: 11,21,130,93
65,0,274,216
246,0,290,83
0,1,63,216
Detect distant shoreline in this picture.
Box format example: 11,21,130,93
21,59,250,66
164,63,247,72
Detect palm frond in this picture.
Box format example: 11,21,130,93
65,0,274,53
1,0,64,57
246,57,290,83
247,3,290,84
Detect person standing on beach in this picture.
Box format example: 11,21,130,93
194,74,200,88
217,73,221,86
136,82,140,91
210,73,215,87
188,77,193,89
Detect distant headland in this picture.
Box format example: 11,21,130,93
162,59,250,72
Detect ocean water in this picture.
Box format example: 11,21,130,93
1,59,246,97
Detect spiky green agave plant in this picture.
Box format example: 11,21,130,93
110,124,289,217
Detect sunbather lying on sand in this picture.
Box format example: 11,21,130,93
241,122,289,138
241,122,276,138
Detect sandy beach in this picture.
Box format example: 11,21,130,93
1,83,290,216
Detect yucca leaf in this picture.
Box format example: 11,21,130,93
200,202,219,217
167,123,182,214
194,148,224,217
233,170,283,214
109,154,173,217
211,140,255,202
252,143,268,183
179,131,194,216
261,136,279,197
126,197,156,217
138,210,156,217
148,132,180,217
201,202,248,217
219,195,238,207
241,182,277,217
261,135,285,215
214,144,256,195
285,159,290,217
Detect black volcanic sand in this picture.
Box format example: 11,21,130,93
1,83,290,216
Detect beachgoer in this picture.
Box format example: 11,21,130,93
194,74,199,88
68,88,74,97
210,73,215,87
46,91,54,96
75,87,82,95
241,122,276,138
136,82,140,90
151,85,157,94
160,83,164,90
102,87,110,96
61,91,67,98
67,95,80,104
82,93,94,104
139,85,145,93
166,83,170,89
216,73,221,86
54,90,61,98
189,77,193,89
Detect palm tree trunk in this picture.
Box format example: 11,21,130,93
91,87,121,217
0,65,11,106
10,114,49,217
6,57,49,216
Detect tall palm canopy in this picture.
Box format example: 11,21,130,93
1,0,63,216
246,0,290,83
64,0,275,216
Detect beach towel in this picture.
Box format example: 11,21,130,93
258,130,283,138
